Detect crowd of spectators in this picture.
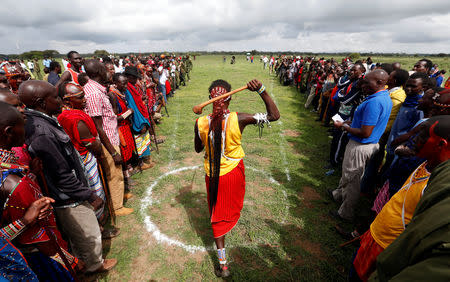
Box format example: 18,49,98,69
0,51,193,280
272,55,450,281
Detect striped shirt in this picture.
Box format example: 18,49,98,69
84,79,120,146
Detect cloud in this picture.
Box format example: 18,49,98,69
0,0,449,54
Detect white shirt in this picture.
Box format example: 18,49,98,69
61,59,69,70
263,57,269,63
114,65,124,73
27,61,34,69
159,69,167,84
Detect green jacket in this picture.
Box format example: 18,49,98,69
370,159,450,282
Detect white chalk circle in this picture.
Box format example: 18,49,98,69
140,165,283,253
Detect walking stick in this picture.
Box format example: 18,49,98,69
164,103,170,117
148,114,159,153
339,236,360,248
38,172,80,281
97,161,116,226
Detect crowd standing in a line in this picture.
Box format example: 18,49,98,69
269,54,450,281
0,51,193,280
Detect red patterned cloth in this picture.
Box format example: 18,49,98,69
1,174,69,253
11,144,32,166
146,86,156,113
205,160,245,238
353,230,384,281
57,109,98,156
127,82,149,119
111,89,136,163
165,79,171,94
371,180,390,214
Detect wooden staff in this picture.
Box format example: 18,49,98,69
148,114,159,154
192,85,248,115
339,236,360,248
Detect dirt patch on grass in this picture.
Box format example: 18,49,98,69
283,129,302,137
287,141,302,155
292,255,305,266
182,152,201,166
294,237,326,260
298,186,322,209
257,156,272,165
247,181,274,193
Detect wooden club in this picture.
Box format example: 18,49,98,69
192,85,248,114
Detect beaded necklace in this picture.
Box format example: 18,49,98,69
0,149,28,183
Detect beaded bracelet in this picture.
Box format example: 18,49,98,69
257,85,266,95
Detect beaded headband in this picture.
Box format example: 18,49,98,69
64,83,84,99
209,86,230,101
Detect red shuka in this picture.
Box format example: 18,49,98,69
205,160,245,238
57,109,97,156
127,82,149,119
111,89,136,163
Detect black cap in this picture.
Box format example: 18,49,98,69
123,66,142,79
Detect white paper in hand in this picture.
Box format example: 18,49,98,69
332,114,344,123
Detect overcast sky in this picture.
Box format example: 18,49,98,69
1,0,450,54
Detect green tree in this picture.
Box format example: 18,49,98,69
42,49,59,58
19,51,44,60
348,52,360,61
94,50,110,57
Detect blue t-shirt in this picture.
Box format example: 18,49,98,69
349,89,392,144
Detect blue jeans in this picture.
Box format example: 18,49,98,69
160,85,167,103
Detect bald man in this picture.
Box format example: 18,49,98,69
18,80,117,273
331,70,393,221
83,59,132,216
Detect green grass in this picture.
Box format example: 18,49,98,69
91,54,449,281
89,55,356,281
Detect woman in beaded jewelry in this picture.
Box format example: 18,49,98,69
194,79,280,277
0,101,80,280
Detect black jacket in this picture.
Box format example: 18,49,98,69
24,109,96,207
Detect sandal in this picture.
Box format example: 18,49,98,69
102,227,121,239
214,264,231,278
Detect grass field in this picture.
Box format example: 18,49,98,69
86,55,357,281
86,54,448,281
29,54,450,83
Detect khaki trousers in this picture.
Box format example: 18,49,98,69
304,85,316,108
333,139,379,220
55,202,103,272
101,145,124,210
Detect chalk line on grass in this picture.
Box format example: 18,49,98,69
140,165,287,253
140,165,208,253
269,80,291,182
167,107,180,169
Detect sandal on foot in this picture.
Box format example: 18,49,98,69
102,227,121,239
215,264,230,278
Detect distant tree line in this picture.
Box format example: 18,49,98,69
1,49,449,61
